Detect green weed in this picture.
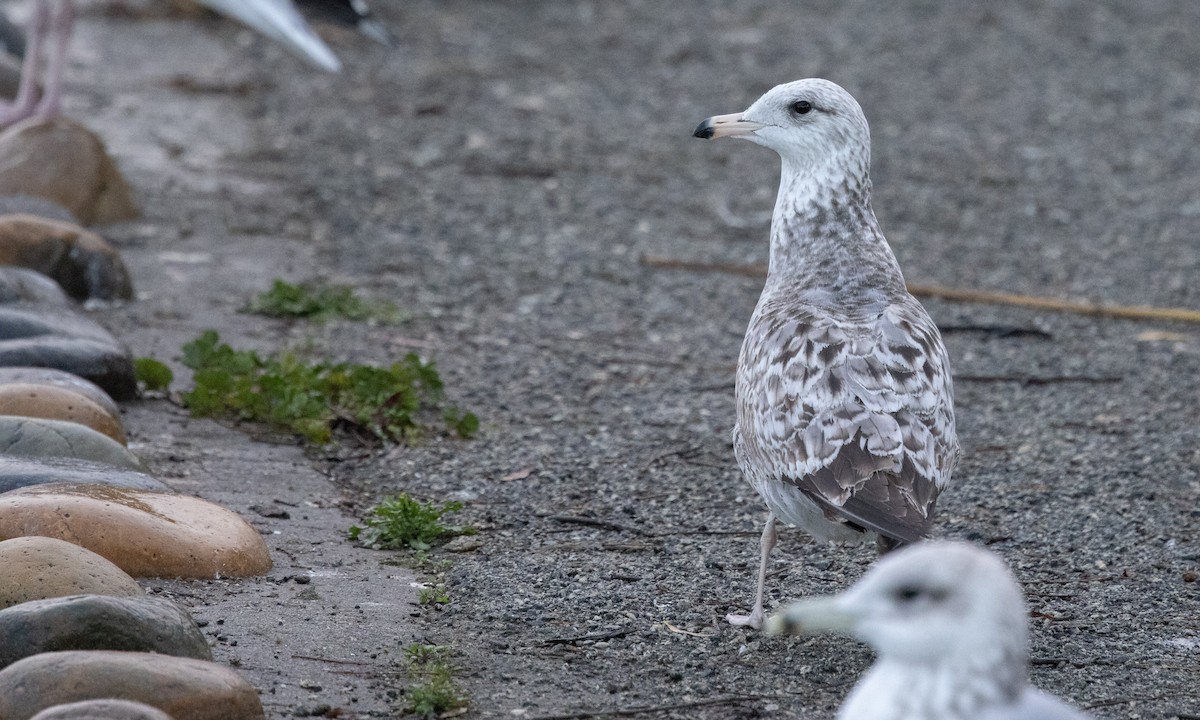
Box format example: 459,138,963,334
179,330,477,444
348,494,473,551
244,279,403,323
134,358,173,391
403,645,466,718
417,585,450,606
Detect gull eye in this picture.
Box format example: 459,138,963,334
791,100,813,115
893,585,923,603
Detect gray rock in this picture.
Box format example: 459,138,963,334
0,267,71,306
0,417,146,471
0,456,169,494
0,594,211,671
30,699,175,720
0,306,136,400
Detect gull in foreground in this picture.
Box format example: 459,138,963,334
0,0,340,129
766,541,1096,720
694,78,960,628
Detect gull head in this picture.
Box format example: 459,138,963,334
693,78,870,174
766,541,1029,666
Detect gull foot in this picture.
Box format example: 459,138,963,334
725,610,764,629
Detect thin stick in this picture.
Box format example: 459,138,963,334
549,515,651,536
638,255,1200,323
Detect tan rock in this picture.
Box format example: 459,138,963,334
0,483,272,579
0,214,133,301
0,651,263,720
0,367,120,417
0,536,142,610
30,699,175,720
0,384,126,444
0,118,139,226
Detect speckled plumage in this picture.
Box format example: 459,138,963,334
696,79,960,627
767,542,1095,720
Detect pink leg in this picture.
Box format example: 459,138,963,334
0,0,49,128
726,512,777,629
33,0,72,118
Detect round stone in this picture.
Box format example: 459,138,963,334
0,417,143,470
0,456,170,495
30,699,175,720
0,651,263,720
0,383,126,444
0,483,272,578
0,594,211,671
0,267,71,306
0,214,134,303
0,118,140,227
0,307,136,400
0,536,143,610
0,367,119,417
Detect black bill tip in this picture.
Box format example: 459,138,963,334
693,119,716,139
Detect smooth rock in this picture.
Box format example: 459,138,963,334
0,417,142,470
0,118,139,226
0,384,126,444
30,699,174,720
0,267,71,306
0,367,119,416
0,214,134,302
0,457,170,495
0,483,272,578
0,53,20,102
0,651,264,720
0,536,143,610
0,306,136,400
0,594,211,670
0,195,76,224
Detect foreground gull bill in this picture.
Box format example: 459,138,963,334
766,542,1096,720
0,0,339,129
693,78,960,629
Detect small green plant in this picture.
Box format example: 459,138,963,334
134,357,173,391
403,645,466,718
178,331,477,443
348,494,472,551
417,585,450,606
244,279,403,323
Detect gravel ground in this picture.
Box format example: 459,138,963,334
67,0,1200,718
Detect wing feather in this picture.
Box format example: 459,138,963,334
735,293,959,543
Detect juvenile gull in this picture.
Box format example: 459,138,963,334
694,79,959,628
766,541,1096,720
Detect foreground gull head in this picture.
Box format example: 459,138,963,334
694,79,959,629
766,542,1095,720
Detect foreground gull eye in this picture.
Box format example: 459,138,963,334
893,585,924,603
791,100,813,115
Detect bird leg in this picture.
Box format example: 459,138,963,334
726,512,777,629
0,0,49,129
33,0,72,119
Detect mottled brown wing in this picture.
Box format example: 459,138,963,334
736,294,959,542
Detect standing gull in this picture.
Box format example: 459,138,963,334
693,79,959,628
766,541,1096,720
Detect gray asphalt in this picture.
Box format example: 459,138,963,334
82,0,1199,718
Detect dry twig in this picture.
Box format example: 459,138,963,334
639,255,1200,323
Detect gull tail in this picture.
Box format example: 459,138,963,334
194,0,342,72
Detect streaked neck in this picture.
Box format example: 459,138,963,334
766,156,905,303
